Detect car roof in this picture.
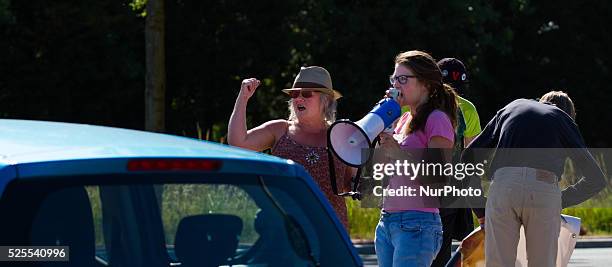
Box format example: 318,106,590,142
0,119,296,177
0,120,362,264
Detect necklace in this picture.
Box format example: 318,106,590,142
305,150,321,165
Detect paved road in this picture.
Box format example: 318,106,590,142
568,248,612,267
361,248,612,266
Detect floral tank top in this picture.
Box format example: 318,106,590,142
272,133,349,229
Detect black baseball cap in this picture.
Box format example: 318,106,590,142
437,58,468,92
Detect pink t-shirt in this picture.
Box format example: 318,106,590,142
383,110,455,213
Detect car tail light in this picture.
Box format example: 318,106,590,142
127,159,222,171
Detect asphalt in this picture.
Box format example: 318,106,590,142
354,238,612,255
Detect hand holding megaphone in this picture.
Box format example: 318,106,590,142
377,131,403,162
378,132,399,149
382,88,401,133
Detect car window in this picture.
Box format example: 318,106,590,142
85,186,107,262
157,184,260,258
0,174,358,267
0,183,101,266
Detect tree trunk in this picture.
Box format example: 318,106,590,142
145,0,166,132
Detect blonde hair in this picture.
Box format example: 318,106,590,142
287,92,337,126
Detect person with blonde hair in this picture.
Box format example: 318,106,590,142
228,66,353,229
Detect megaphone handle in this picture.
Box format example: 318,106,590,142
326,146,340,195
372,135,381,148
326,145,362,197
352,166,362,192
326,135,379,197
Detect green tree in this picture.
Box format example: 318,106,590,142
1,0,612,146
0,0,145,128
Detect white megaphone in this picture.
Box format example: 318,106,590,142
328,89,402,167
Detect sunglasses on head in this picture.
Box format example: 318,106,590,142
288,90,319,99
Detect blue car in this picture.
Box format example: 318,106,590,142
0,119,362,267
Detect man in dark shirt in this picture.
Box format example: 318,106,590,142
463,91,606,267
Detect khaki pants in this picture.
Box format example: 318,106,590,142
485,167,562,267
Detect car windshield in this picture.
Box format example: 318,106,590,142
0,173,357,267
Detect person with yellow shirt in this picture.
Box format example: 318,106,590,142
431,57,482,267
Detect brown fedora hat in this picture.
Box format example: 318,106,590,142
282,66,342,100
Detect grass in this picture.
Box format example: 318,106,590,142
560,153,612,235
347,198,380,240
346,199,612,241
562,191,612,235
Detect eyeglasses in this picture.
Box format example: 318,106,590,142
288,90,318,99
389,74,417,85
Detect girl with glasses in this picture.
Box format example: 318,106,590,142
375,50,459,267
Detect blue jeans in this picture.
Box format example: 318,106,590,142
375,210,443,267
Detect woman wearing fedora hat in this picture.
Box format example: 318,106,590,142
228,66,353,229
